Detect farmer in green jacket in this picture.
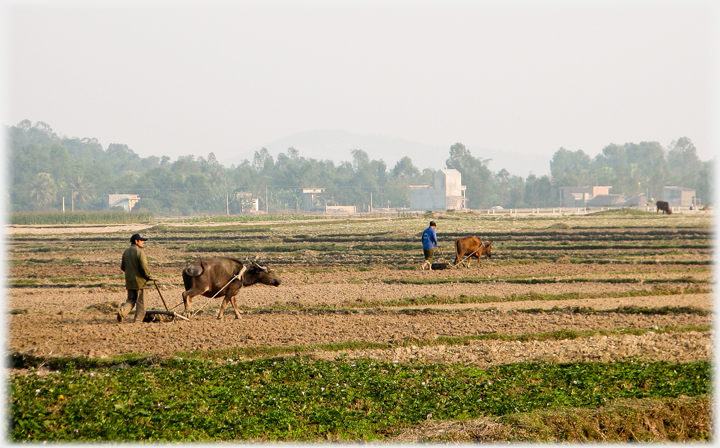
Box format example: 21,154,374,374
118,233,153,322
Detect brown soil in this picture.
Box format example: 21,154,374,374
7,223,714,367
9,267,713,365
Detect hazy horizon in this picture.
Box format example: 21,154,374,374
6,1,717,173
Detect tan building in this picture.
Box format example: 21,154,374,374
560,186,611,207
409,169,467,211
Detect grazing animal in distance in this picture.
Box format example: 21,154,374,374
181,258,281,319
454,237,492,267
656,200,672,215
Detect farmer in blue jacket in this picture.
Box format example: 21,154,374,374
421,221,438,270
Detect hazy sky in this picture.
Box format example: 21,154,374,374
5,1,718,170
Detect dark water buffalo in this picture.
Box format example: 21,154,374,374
181,258,281,319
656,200,672,215
454,237,492,267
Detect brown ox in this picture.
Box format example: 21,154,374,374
454,237,492,267
181,258,281,319
656,200,672,215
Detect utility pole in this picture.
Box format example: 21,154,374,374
226,193,229,216
265,186,269,213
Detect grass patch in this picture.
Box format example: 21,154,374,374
587,208,657,216
9,357,709,442
400,396,710,442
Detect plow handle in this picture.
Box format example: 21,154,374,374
436,246,447,263
153,280,170,312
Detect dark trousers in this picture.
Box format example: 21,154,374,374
423,248,435,262
119,289,146,323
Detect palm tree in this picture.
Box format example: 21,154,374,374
69,176,93,211
29,172,56,206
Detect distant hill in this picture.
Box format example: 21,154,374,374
228,129,550,177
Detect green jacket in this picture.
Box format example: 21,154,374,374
121,244,151,290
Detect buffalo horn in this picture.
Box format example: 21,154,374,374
252,260,268,271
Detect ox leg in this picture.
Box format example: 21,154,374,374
182,287,208,318
229,295,241,319
218,289,242,320
217,296,231,320
181,291,194,318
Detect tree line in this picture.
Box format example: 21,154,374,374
7,120,713,215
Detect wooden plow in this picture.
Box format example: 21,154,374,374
430,244,488,270
143,280,189,322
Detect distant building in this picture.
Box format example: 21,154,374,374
409,169,467,211
300,188,325,212
234,191,260,212
623,194,648,207
560,186,611,207
325,205,356,214
663,186,696,207
105,194,140,212
586,194,626,207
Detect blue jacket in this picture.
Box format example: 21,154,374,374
421,226,438,249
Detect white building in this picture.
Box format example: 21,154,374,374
105,194,140,212
409,169,467,211
300,187,325,211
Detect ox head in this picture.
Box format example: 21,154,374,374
244,260,282,287
481,241,492,258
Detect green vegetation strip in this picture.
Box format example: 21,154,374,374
10,358,709,442
357,285,711,309
10,212,154,225
383,275,710,285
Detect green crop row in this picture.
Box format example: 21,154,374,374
350,286,711,309
9,357,709,442
383,275,710,286
10,212,155,225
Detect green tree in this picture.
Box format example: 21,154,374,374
445,143,492,208
666,137,703,190
391,156,420,181
68,176,94,210
524,174,556,207
549,148,592,187
624,141,667,200
252,148,274,172
492,169,525,208
29,172,57,206
696,160,714,205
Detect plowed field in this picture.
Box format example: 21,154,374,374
7,211,713,368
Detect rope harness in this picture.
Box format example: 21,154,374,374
447,242,488,268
